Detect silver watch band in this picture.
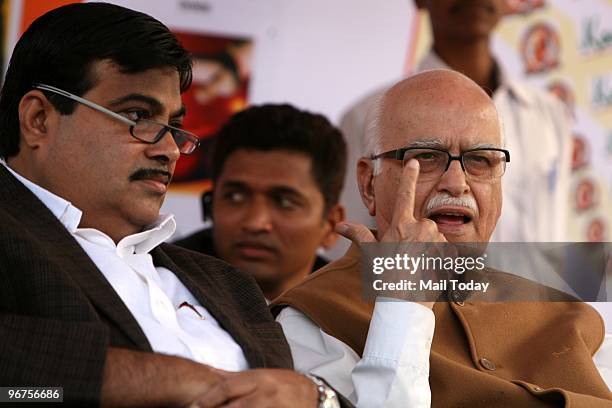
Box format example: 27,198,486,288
304,374,341,408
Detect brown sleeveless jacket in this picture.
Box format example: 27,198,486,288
272,245,612,407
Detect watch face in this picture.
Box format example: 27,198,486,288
304,374,341,408
322,398,341,408
322,389,340,408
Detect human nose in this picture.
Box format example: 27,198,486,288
241,197,273,233
145,130,180,164
436,159,470,196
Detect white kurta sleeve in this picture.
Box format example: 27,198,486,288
277,299,435,407
588,302,612,390
593,333,612,390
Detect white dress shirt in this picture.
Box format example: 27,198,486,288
3,162,248,372
278,300,434,408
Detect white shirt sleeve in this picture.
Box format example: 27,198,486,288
279,299,612,405
594,333,612,390
588,302,612,390
276,298,435,408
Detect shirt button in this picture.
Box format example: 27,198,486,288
479,357,496,371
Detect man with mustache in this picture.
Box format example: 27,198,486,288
174,104,346,301
338,0,571,246
272,70,612,407
0,3,342,407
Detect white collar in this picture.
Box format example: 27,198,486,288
1,160,82,231
1,160,175,253
417,50,535,107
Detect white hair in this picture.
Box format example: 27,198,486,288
496,107,506,148
363,92,386,176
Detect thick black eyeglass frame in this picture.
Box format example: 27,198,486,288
370,146,511,173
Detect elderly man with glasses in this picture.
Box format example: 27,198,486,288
271,70,612,407
0,3,347,407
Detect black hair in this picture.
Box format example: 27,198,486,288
211,104,347,213
0,2,192,158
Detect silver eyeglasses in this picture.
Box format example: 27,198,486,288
34,83,200,155
371,146,510,181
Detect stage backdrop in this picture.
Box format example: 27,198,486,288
4,0,609,245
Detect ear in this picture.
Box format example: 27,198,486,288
201,190,214,221
320,203,346,249
18,90,53,150
357,158,376,217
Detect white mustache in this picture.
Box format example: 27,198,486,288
425,193,479,216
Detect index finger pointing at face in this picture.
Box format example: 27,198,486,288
390,159,420,227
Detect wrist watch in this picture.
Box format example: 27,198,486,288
304,374,341,408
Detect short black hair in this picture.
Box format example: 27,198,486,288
211,104,347,212
0,2,192,158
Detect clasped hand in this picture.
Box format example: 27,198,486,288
187,368,318,408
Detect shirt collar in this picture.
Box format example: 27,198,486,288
115,213,176,255
1,160,82,231
1,159,176,254
417,49,534,107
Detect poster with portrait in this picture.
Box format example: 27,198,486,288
170,31,252,192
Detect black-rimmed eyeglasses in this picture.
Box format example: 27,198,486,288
371,147,510,181
34,83,200,155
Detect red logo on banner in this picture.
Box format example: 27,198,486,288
586,218,607,242
506,0,545,15
574,178,598,212
521,22,560,74
571,134,590,172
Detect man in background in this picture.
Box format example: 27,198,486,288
339,0,571,244
175,104,346,300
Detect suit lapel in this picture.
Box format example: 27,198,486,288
0,165,150,350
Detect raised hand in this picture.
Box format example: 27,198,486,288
338,160,446,245
336,160,448,308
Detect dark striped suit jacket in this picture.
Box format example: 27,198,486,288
0,164,292,406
